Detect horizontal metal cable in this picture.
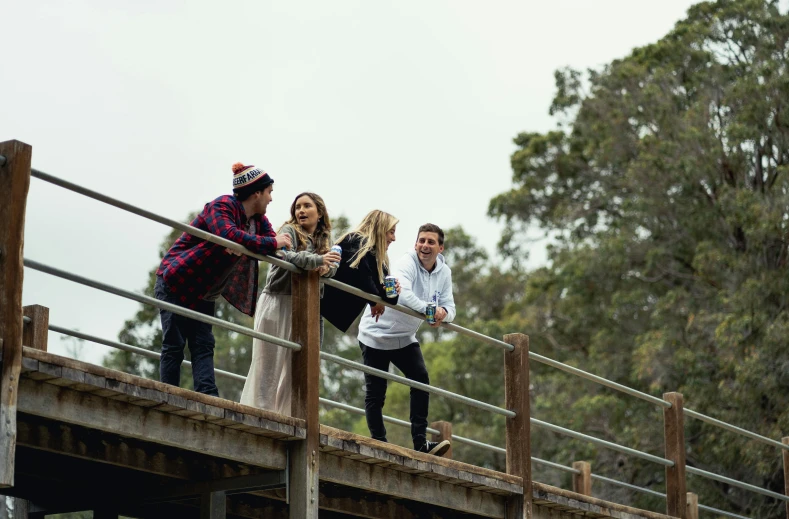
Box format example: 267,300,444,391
530,418,673,467
321,277,514,352
31,168,301,273
697,504,751,519
532,457,580,474
686,466,789,502
528,350,670,409
45,322,246,382
685,408,788,451
24,258,301,351
320,351,515,417
592,475,752,519
591,474,666,498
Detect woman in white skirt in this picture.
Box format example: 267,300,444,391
240,192,340,414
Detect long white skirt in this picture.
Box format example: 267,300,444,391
240,292,293,415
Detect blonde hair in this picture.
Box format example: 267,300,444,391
337,210,398,283
279,192,332,254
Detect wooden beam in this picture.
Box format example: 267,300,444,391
21,307,48,352
17,379,287,470
201,491,225,519
290,270,321,519
12,498,28,519
429,420,453,459
686,492,698,519
663,392,686,517
0,140,32,488
504,333,531,518
319,451,507,517
16,412,260,481
572,461,591,496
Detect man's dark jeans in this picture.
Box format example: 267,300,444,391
155,276,219,396
359,341,430,448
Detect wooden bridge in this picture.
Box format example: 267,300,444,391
0,139,755,518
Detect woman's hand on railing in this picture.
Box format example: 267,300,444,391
429,306,448,327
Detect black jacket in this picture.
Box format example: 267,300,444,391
321,234,399,332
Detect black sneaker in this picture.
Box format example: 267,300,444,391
416,440,450,457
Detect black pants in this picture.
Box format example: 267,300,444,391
359,341,430,448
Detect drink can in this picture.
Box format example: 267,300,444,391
384,275,397,298
426,302,437,324
330,245,342,266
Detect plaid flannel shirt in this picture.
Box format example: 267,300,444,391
156,195,277,316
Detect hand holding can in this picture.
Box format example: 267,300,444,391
329,245,342,267
384,276,398,298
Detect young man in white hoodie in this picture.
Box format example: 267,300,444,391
357,223,456,456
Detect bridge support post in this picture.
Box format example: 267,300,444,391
504,333,531,518
290,270,321,518
429,420,453,459
22,306,48,352
572,461,591,496
0,140,33,489
663,392,687,517
685,492,698,519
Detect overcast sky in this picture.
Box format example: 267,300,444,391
4,0,699,362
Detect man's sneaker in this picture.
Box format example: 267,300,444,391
416,440,451,457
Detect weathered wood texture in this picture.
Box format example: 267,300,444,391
663,392,686,517
20,347,304,438
12,498,29,519
532,482,674,519
686,492,698,519
21,306,48,352
784,437,789,519
504,333,531,518
289,270,321,518
429,420,453,459
201,491,226,519
571,461,591,496
0,139,33,488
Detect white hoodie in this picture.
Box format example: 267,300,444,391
358,250,456,350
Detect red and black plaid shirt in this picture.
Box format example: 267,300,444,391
156,195,277,316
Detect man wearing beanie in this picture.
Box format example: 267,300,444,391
357,223,456,457
155,163,292,396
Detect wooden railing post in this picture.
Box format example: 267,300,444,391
429,420,453,459
686,492,698,519
664,392,687,517
782,437,789,519
504,333,531,518
290,270,321,518
22,305,49,351
0,140,33,488
572,461,592,496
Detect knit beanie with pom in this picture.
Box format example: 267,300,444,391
232,163,274,200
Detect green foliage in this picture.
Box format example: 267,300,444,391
488,0,789,515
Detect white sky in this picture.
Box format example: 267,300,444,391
4,0,699,362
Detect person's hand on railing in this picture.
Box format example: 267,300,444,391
322,250,341,268
429,306,448,327
225,247,243,256
276,233,293,250
370,303,385,322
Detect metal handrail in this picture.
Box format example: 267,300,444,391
686,466,789,502
23,258,301,351
685,408,788,450
319,351,514,417
37,321,778,513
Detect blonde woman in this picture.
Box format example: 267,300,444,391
240,192,340,414
321,210,400,333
